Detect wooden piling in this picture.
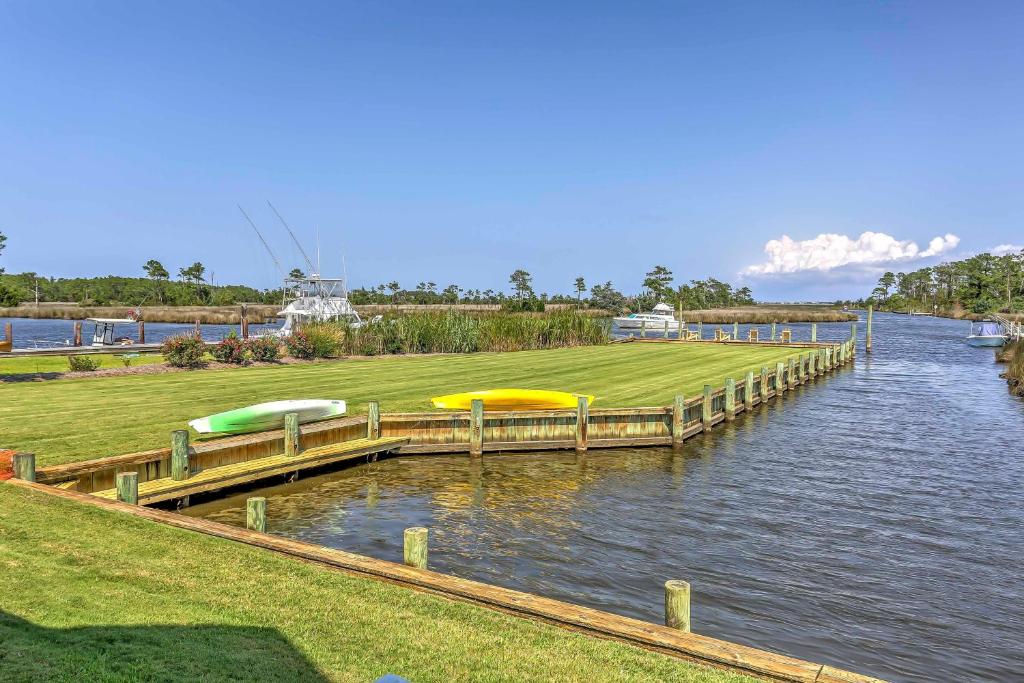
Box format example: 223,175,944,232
770,321,777,341
664,580,691,632
787,357,796,389
171,430,190,481
733,321,739,339
776,362,786,396
697,321,703,339
404,526,428,569
284,412,300,457
116,471,139,505
724,378,736,420
73,321,82,347
367,401,380,440
744,371,754,411
240,304,249,339
866,304,873,353
850,320,857,345
701,385,712,432
663,320,670,338
760,367,769,400
640,319,646,337
809,352,817,377
12,453,35,482
671,394,685,447
194,319,201,337
246,497,267,532
470,399,484,456
575,395,589,453
810,322,817,342
819,349,827,374
138,320,145,344
3,321,11,346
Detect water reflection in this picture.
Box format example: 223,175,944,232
186,316,1023,683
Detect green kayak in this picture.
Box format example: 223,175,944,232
188,399,347,435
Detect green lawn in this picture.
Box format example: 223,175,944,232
0,352,164,375
2,343,803,467
0,484,755,683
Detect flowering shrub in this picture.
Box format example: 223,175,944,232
211,332,246,364
245,336,281,362
162,334,206,368
284,330,316,359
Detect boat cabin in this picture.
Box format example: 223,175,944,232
86,318,136,347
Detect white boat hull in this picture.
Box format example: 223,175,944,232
966,335,1005,347
614,318,680,330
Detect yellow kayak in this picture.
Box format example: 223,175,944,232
430,389,595,411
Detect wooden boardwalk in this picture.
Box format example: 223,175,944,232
92,436,408,504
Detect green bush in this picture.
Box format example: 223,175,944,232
284,324,343,359
211,332,246,364
245,336,281,362
66,355,101,372
162,334,206,368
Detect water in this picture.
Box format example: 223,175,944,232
185,314,1023,682
1,316,280,348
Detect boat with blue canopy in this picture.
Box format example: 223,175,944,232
966,320,1006,347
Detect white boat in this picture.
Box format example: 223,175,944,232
266,275,379,338
966,320,1006,347
613,302,680,331
86,318,138,346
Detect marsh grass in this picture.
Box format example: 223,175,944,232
679,307,856,323
338,310,609,355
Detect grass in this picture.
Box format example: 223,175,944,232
0,343,803,467
0,353,164,376
0,484,753,683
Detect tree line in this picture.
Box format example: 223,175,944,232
863,249,1024,315
0,236,755,313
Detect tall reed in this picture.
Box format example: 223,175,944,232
338,310,608,356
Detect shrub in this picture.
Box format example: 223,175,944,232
246,335,281,362
162,334,206,368
67,354,101,372
284,330,316,359
211,332,246,364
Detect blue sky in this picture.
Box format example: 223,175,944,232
1,1,1021,300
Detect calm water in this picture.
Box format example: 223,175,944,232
186,314,1023,682
0,316,279,348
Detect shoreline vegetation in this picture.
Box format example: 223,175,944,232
0,302,855,324
997,341,1023,396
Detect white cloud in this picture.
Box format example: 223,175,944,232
992,244,1023,256
743,231,960,276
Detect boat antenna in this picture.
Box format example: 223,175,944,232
267,201,316,276
238,205,284,277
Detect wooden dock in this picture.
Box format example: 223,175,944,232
91,436,408,505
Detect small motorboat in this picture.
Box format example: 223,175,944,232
613,302,680,331
431,389,594,411
189,399,347,434
966,320,1006,347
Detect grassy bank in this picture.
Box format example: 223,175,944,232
997,340,1023,396
678,307,855,323
0,484,752,683
1,343,804,466
0,353,164,376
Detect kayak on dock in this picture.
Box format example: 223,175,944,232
430,389,594,411
188,399,347,435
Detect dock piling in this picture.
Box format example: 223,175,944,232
404,527,429,569
776,362,785,396
12,453,35,482
760,367,769,401
575,396,589,453
866,305,873,353
810,322,817,342
744,371,754,411
171,430,190,481
701,385,712,432
284,412,300,456
73,321,82,346
367,401,380,440
787,357,796,389
733,321,739,339
246,497,267,532
671,394,685,447
850,320,857,345
470,399,484,456
724,378,736,420
697,321,703,339
138,320,145,344
116,472,138,505
240,304,249,339
771,321,777,341
663,320,670,338
664,580,691,632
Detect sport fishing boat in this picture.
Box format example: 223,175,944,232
613,302,680,331
966,320,1006,347
266,275,379,338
